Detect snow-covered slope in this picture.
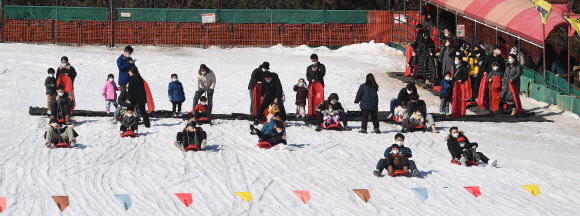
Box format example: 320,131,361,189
0,42,579,215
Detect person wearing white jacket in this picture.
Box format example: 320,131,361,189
193,64,216,113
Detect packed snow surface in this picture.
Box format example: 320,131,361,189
0,42,579,215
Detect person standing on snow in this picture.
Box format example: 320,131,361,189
254,71,287,126
501,54,522,115
248,62,269,114
117,46,135,94
354,73,380,134
193,64,216,115
56,56,77,83
127,67,151,128
306,54,326,87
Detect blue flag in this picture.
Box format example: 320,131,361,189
411,188,428,203
114,194,132,210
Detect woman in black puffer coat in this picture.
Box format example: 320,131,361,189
354,73,380,134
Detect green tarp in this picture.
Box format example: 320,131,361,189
2,5,109,21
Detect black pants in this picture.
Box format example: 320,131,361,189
361,110,379,130
252,129,286,146
463,148,489,163
194,110,212,120
316,111,347,126
257,96,286,121
172,101,183,113
120,125,137,132
177,131,207,148
376,158,409,173
50,102,70,119
130,103,150,127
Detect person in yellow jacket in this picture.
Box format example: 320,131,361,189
460,43,479,101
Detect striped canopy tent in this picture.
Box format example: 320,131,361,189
427,0,569,45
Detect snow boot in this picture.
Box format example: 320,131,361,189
440,110,445,115
253,120,260,125
46,142,54,148
374,128,381,134
488,159,497,168
315,125,322,132
412,169,420,177
459,156,467,167
113,119,118,124
373,169,382,177
65,116,71,124
106,107,110,114
359,129,367,134
401,127,409,133
344,126,351,131
70,139,76,148
387,113,393,119
174,141,183,151
201,139,207,149
47,110,51,115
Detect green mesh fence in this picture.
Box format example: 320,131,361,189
2,6,108,21
272,10,323,23
219,9,272,23
325,10,368,23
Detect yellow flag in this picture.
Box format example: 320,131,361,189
522,185,540,197
567,18,580,37
530,0,553,24
235,192,253,202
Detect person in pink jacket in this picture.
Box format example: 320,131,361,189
102,74,121,114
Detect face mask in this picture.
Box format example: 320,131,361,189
395,141,404,146
407,90,413,94
51,123,58,127
476,53,481,57
58,92,64,96
460,47,464,51
201,102,207,106
493,67,499,71
298,83,303,87
436,53,440,56
416,112,422,115
495,50,501,55
508,59,514,64
446,42,450,46
61,63,67,67
331,100,337,104
262,68,268,72
172,79,178,82
328,108,333,112
455,60,460,65
109,78,114,82
427,15,431,18
444,34,449,37
460,143,466,147
465,49,471,53
266,79,272,83
126,114,133,117
201,72,206,75
392,150,400,155
48,74,54,78
277,129,283,133
445,77,451,81
187,127,193,131
452,133,459,138
126,54,131,58
412,53,416,56
312,61,318,66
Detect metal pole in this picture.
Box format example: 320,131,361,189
403,0,406,46
389,0,393,43
474,20,477,44
0,0,3,43
568,28,571,94
419,0,423,25
437,4,440,47
110,0,114,47
543,23,546,83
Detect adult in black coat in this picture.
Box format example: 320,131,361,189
480,45,506,75
249,62,269,113
50,85,74,122
389,83,418,118
452,57,469,83
354,73,380,134
314,93,349,131
254,71,287,124
416,35,435,80
446,127,494,166
306,54,326,87
127,67,150,128
56,56,77,82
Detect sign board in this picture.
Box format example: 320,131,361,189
121,13,131,18
457,24,465,37
202,13,216,23
394,14,407,24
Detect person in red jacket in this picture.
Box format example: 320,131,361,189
293,78,308,118
193,96,213,124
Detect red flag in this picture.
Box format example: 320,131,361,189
293,191,311,204
175,193,193,207
464,186,481,198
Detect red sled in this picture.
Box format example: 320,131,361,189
54,142,71,148
184,145,202,152
56,74,75,114
508,80,522,116
321,122,341,130
257,141,273,149
404,45,413,76
477,73,489,109
433,86,441,93
120,131,138,138
308,81,324,119
184,111,210,123
489,76,502,112
451,81,468,118
465,76,476,106
393,115,403,123
390,170,410,177
450,159,478,166
252,83,263,117
143,79,155,113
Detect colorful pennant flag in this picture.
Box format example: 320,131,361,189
0,197,6,213
567,18,580,37
464,186,481,198
175,193,193,207
235,192,253,202
114,194,132,211
411,188,428,203
52,196,69,212
530,0,553,24
293,191,311,204
352,189,371,203
522,185,540,197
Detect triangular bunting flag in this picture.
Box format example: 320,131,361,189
235,192,253,202
0,197,6,213
522,185,540,197
464,186,481,198
175,193,193,207
51,196,69,212
567,18,580,37
411,188,428,203
352,189,370,203
114,194,132,210
293,190,311,204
